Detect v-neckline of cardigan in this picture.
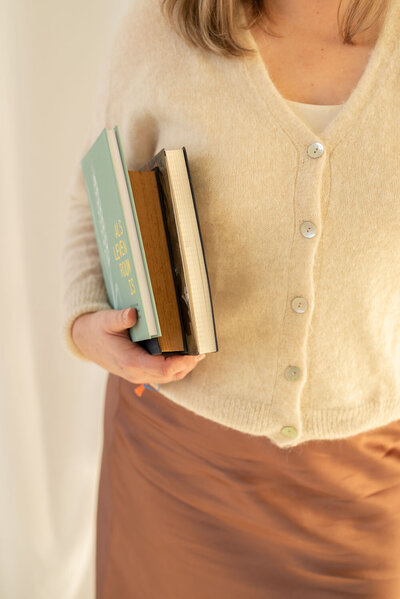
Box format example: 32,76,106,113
238,0,398,151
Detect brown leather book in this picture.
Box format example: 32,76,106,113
127,170,184,352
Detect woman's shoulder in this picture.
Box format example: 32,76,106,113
107,0,199,92
112,0,177,60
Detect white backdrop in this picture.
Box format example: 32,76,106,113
0,1,131,597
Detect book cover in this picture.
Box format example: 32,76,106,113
128,168,186,353
81,128,160,343
181,146,218,355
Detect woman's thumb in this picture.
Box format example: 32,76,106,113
106,307,137,332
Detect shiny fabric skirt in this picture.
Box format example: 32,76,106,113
96,373,400,598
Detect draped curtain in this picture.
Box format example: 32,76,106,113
0,1,130,596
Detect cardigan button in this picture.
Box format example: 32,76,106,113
307,141,324,158
300,221,316,238
291,297,308,313
284,365,301,380
280,426,298,439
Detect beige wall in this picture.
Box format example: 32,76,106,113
0,1,131,597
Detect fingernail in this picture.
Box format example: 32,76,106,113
195,354,206,361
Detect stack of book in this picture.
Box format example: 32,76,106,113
81,125,218,356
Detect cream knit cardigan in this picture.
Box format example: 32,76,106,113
61,0,400,448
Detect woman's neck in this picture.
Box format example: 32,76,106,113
248,0,381,46
243,0,382,104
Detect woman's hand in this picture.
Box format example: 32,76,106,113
71,307,205,385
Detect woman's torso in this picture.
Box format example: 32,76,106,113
74,0,400,447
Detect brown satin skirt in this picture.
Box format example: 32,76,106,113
96,373,400,599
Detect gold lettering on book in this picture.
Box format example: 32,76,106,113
113,238,128,260
114,218,124,238
112,220,136,296
119,259,131,278
127,278,135,295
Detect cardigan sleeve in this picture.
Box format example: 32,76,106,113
60,2,159,362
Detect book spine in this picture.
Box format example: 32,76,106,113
154,168,188,355
113,126,161,338
139,149,195,354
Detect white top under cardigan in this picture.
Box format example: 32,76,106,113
60,0,400,448
285,100,344,135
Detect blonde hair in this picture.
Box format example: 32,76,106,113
160,0,389,58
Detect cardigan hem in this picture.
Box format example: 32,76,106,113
153,386,400,449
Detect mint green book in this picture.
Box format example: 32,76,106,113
81,126,161,343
